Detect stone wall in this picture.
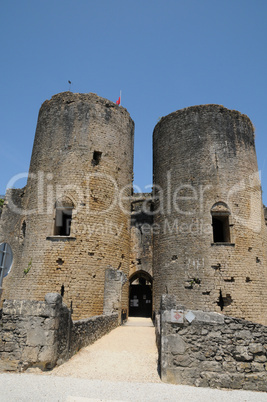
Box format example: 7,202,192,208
130,193,153,278
0,293,118,372
159,295,267,392
153,105,267,325
0,188,25,302
103,267,127,316
70,313,118,356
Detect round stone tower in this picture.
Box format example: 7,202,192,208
3,92,134,319
153,104,267,325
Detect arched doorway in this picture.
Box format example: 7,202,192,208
129,270,153,318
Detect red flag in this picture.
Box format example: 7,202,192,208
116,96,121,105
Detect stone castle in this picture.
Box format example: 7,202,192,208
0,92,267,325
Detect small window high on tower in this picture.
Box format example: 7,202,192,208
211,202,231,243
54,198,74,236
212,214,230,243
92,151,102,166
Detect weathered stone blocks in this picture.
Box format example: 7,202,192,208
0,293,118,372
159,295,267,392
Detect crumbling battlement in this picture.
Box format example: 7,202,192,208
155,104,255,139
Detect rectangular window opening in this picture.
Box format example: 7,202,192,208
92,151,102,166
212,215,230,243
54,208,73,236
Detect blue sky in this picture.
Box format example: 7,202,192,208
1,1,267,204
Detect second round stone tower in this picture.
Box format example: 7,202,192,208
153,104,267,325
3,92,134,319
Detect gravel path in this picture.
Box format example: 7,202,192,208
50,317,161,383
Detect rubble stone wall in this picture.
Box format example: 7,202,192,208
0,293,118,372
159,295,267,392
70,313,118,355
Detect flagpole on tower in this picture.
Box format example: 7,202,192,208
116,91,122,106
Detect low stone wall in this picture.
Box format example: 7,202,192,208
160,295,267,392
70,314,119,355
0,293,118,372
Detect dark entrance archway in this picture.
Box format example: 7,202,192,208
129,270,153,318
